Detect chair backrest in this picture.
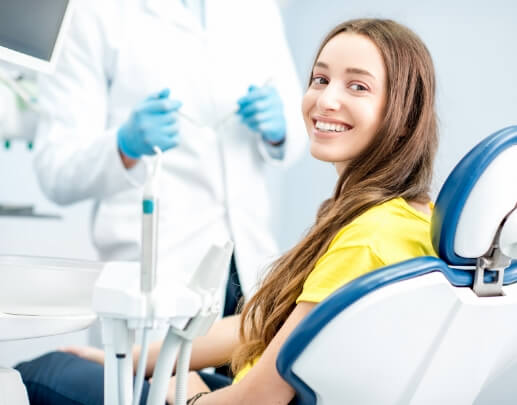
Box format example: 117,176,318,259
432,126,517,265
277,126,517,405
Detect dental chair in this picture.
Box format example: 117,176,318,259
277,125,517,405
0,256,102,405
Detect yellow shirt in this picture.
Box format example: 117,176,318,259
233,197,436,383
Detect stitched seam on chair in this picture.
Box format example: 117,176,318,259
24,381,92,405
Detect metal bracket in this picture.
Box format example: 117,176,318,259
472,207,516,297
473,248,511,297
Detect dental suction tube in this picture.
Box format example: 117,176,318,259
141,147,162,293
141,198,158,292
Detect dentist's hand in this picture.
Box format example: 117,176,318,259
237,85,286,145
117,88,182,159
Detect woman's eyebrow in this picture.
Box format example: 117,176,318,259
314,62,375,80
314,61,329,69
346,67,375,79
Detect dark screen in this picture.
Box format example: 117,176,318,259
0,0,69,61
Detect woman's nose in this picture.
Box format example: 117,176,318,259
316,84,342,111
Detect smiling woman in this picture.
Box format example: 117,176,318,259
223,18,439,405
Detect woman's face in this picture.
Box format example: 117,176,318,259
302,33,388,174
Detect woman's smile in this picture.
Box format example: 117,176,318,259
311,116,353,139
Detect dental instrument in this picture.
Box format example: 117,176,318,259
93,146,233,405
178,110,203,128
212,76,274,130
132,145,161,405
141,146,162,294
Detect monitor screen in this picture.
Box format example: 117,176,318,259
0,0,71,71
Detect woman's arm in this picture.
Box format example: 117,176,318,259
189,302,316,405
189,314,241,370
136,314,241,377
64,315,241,378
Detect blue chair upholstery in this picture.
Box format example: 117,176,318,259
432,126,517,266
277,126,517,405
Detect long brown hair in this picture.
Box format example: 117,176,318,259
231,18,438,373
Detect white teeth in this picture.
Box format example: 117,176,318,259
315,120,349,132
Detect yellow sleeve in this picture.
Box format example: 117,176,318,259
297,245,385,304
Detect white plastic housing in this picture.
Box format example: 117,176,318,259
0,256,101,340
500,209,517,259
92,261,202,326
454,145,517,258
292,273,517,405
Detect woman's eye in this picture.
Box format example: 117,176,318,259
311,76,328,86
349,83,368,91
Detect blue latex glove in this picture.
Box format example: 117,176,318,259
237,85,286,144
117,89,182,159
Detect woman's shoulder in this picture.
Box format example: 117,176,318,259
299,198,435,305
358,197,430,222
330,197,432,251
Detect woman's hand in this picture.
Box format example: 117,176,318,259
60,345,105,365
163,371,210,405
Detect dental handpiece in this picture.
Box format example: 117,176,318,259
177,111,201,127
175,76,274,130
140,147,162,293
212,76,274,130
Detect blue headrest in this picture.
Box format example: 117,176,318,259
431,126,517,266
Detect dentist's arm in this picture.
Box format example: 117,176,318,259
34,2,150,205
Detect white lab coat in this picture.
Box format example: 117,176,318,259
33,0,307,298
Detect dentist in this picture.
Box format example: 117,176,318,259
33,0,306,317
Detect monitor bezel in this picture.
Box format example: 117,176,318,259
0,0,74,73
